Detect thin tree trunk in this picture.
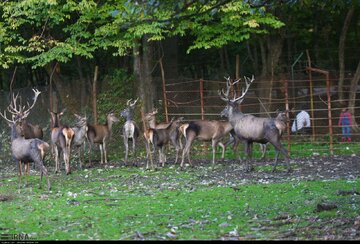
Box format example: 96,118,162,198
92,66,98,124
338,7,354,104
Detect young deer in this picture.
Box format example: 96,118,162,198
71,113,88,169
87,112,119,165
180,120,233,168
144,109,183,164
49,109,75,175
146,117,183,169
219,76,291,172
120,98,140,166
0,89,51,191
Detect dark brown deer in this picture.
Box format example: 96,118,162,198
71,113,88,169
120,98,140,166
180,120,233,168
145,117,183,169
144,109,183,166
49,109,75,175
87,112,119,165
0,89,50,192
219,76,291,173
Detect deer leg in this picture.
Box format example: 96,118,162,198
103,141,108,164
18,161,22,192
123,136,129,165
270,141,291,173
99,144,104,164
260,143,267,160
211,139,218,165
54,146,59,174
132,137,136,166
218,142,225,161
63,149,70,175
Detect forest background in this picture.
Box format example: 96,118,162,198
0,0,360,136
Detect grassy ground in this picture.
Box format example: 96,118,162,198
0,160,359,240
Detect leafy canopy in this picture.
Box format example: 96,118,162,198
0,0,283,68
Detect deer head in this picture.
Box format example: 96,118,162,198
219,76,254,118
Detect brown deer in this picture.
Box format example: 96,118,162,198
49,109,75,175
144,109,183,164
219,76,291,172
180,120,233,168
145,117,183,169
0,89,51,191
87,112,119,165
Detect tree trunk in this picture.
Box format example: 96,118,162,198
133,36,155,116
45,63,79,113
348,59,360,132
338,7,354,104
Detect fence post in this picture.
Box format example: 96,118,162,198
200,79,205,120
326,72,334,155
285,79,291,154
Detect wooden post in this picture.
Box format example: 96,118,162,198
236,54,240,79
159,58,169,123
92,66,98,124
200,79,205,120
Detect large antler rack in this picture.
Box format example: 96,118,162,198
0,88,41,124
219,75,254,104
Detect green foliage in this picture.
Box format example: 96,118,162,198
0,0,283,68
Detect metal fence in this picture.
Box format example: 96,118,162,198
162,73,360,157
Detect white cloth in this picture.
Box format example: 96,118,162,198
291,110,311,132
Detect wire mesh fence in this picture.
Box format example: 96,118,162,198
163,74,360,158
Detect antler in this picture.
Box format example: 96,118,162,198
0,88,41,124
219,76,253,104
126,97,139,107
22,89,41,119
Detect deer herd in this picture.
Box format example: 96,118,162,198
0,76,292,192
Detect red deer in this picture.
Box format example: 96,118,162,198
120,98,140,166
180,120,233,169
6,90,44,139
144,109,183,165
49,109,75,175
0,89,50,191
219,76,291,172
87,112,119,165
71,114,88,169
145,117,183,169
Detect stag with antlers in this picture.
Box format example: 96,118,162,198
219,76,291,173
0,89,51,191
120,98,140,166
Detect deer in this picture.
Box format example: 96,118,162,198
49,109,75,175
143,108,183,165
219,76,291,173
0,89,51,192
71,113,88,169
120,98,140,166
222,105,288,166
180,120,233,169
145,117,183,169
6,91,44,140
87,112,119,165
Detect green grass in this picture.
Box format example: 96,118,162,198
0,165,359,240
